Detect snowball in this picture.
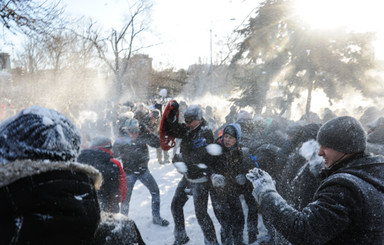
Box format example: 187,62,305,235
159,88,167,97
197,163,208,169
174,161,188,173
206,144,222,156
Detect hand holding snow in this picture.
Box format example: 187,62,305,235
246,168,276,203
206,144,222,156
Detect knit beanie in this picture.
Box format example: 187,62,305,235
91,136,112,149
317,116,366,153
0,106,81,163
124,118,139,133
184,105,202,121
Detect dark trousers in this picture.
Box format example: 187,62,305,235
211,188,245,245
171,176,219,245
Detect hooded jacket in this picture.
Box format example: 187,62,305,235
259,153,384,245
212,124,255,191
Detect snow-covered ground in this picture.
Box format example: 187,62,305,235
127,147,268,245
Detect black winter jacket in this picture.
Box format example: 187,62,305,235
0,160,102,245
113,125,160,175
165,118,214,181
77,147,122,213
259,153,384,245
212,137,255,193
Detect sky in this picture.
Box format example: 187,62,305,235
126,147,269,245
60,0,259,70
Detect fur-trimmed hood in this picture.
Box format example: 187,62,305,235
0,160,103,189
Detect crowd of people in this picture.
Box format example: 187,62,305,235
0,98,384,245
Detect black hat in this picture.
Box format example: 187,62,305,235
91,136,112,149
317,116,366,153
0,106,81,163
184,105,202,121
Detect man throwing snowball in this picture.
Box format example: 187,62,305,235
163,101,220,245
246,116,384,244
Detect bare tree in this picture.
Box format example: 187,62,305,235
81,0,153,100
0,0,66,37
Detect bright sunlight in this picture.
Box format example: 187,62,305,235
293,0,381,31
293,0,384,59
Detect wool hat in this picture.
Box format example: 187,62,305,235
0,105,81,163
184,105,202,121
124,118,139,133
91,136,112,149
317,116,366,153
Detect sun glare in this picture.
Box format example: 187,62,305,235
293,0,382,31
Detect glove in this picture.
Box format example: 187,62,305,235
193,138,207,149
211,174,226,188
246,168,276,204
236,174,246,185
167,101,179,122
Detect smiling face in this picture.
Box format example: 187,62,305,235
318,145,347,168
223,133,237,148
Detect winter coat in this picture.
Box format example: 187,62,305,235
259,153,384,245
113,124,160,175
212,124,255,193
165,118,214,182
77,147,127,213
0,160,102,245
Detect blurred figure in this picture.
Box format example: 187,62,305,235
113,118,169,227
143,109,170,164
77,136,127,213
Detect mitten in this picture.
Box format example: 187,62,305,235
211,174,226,187
167,101,179,122
236,174,246,185
246,168,276,204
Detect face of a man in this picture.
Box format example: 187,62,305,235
185,118,201,129
223,133,237,148
318,145,346,168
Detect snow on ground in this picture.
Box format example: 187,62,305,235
127,147,268,245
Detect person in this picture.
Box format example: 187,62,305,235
210,123,258,245
164,102,219,245
0,105,102,244
246,116,384,244
113,118,169,226
143,109,170,164
77,136,127,213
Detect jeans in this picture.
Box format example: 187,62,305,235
121,169,161,219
